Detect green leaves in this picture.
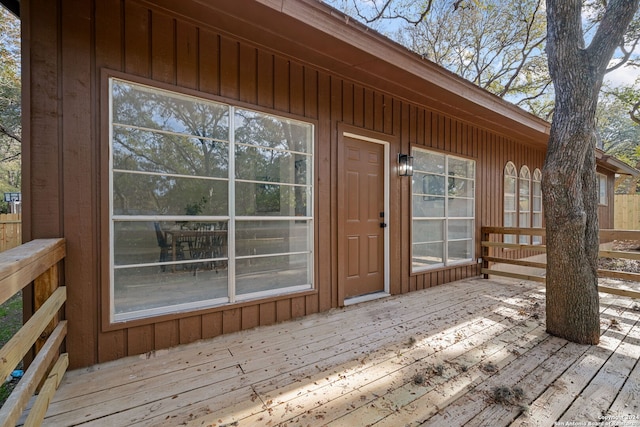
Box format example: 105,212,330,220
0,7,21,205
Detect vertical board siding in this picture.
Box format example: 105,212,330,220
28,0,547,367
241,305,260,330
274,57,290,112
199,30,220,95
222,309,241,334
219,36,239,100
150,12,176,84
123,2,151,77
257,51,274,108
177,22,199,90
239,45,257,104
95,0,128,366
202,312,223,339
316,71,332,312
276,300,292,322
127,325,154,356
259,302,277,326
342,82,354,124
61,0,100,370
154,320,179,350
289,63,305,117
179,317,202,344
304,68,318,119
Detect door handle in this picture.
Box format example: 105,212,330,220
380,223,387,228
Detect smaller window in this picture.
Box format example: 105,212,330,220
411,148,475,272
597,173,607,206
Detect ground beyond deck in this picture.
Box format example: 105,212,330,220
42,277,640,426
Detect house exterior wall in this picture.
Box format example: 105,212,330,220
22,0,546,368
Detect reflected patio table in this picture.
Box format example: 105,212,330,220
164,228,228,272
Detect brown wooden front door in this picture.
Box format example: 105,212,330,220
340,136,386,299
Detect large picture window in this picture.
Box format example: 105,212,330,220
411,148,475,272
109,78,314,322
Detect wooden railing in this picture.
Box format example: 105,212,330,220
0,239,67,427
481,227,640,299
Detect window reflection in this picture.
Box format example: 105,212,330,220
110,78,314,322
412,149,475,272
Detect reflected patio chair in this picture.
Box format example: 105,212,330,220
154,222,184,271
188,225,216,275
211,221,228,272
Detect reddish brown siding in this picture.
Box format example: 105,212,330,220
23,0,547,368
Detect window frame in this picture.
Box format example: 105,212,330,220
518,166,531,244
597,173,608,206
105,74,316,325
504,162,543,245
411,147,476,273
532,168,543,245
503,162,518,244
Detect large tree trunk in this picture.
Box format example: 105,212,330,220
543,116,600,344
544,0,640,345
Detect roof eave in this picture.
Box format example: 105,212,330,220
0,0,19,18
596,149,640,176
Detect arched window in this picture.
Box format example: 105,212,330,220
519,166,531,244
504,162,517,243
532,169,542,244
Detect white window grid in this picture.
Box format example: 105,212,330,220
108,77,314,322
411,148,475,273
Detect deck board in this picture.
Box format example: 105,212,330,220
559,306,640,424
40,277,640,426
509,299,640,427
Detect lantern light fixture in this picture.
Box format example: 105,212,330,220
398,153,414,177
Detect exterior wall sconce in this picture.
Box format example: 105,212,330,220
398,153,414,176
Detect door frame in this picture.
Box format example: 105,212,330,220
337,129,391,306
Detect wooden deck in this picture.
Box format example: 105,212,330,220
41,277,640,426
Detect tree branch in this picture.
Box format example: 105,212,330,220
587,0,640,76
354,0,435,25
0,153,20,163
514,80,554,105
606,35,640,72
498,1,547,96
0,123,21,144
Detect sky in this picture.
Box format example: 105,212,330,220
606,67,639,87
326,0,640,91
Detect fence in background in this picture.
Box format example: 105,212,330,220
615,194,640,230
0,213,21,253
